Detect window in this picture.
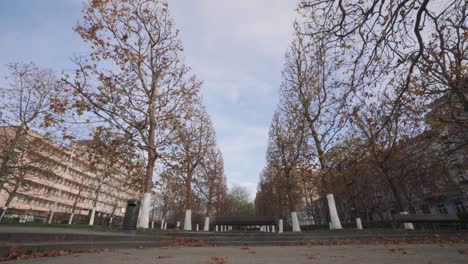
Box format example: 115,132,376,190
438,204,448,214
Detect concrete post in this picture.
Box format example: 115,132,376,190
204,217,210,232
176,221,180,229
215,225,218,232
48,211,55,224
161,219,165,229
138,193,152,228
89,207,96,226
196,224,199,231
163,222,167,230
183,209,192,231
0,207,7,222
68,213,74,225
401,211,414,230
266,225,270,232
327,194,342,229
278,219,283,233
272,225,275,233
356,218,363,230
291,212,301,232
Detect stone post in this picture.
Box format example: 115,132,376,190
183,209,192,231
356,218,363,230
204,217,210,232
291,212,301,232
327,194,342,229
278,219,283,233
68,213,74,225
48,211,55,224
401,211,414,230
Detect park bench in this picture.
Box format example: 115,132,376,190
214,216,277,226
393,214,461,230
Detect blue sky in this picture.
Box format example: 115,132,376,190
0,0,297,199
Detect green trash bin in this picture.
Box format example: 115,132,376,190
122,199,140,230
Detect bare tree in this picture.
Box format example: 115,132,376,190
163,104,216,230
65,0,200,228
0,63,65,220
297,0,467,128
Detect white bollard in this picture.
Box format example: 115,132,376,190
401,211,414,230
266,225,270,232
204,217,210,232
215,225,218,232
183,209,192,231
196,224,199,231
356,218,363,230
327,194,343,229
68,213,74,225
176,221,180,229
278,219,283,233
164,222,167,230
272,225,275,233
291,212,301,232
89,207,96,225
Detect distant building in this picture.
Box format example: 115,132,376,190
0,126,140,224
304,94,467,226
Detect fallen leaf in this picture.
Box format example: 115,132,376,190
308,254,320,260
209,256,228,264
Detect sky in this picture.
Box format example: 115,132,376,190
0,0,298,200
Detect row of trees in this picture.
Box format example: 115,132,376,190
0,0,229,229
256,0,467,228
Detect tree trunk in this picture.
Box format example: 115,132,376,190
68,188,82,224
0,126,26,182
4,182,20,208
138,89,158,228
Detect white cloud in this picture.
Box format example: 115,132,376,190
170,0,297,61
168,0,296,201
189,57,275,104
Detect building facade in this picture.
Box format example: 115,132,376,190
0,126,140,224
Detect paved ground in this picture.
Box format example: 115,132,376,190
8,244,468,264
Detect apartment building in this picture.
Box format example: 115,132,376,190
0,126,140,224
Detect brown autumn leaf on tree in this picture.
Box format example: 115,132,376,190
64,0,202,228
